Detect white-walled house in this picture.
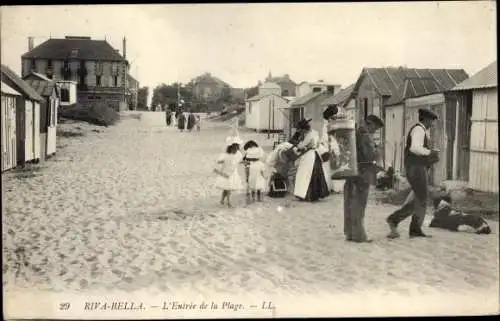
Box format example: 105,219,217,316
296,81,341,98
245,93,288,132
258,82,281,96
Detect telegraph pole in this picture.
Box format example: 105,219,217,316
267,99,271,139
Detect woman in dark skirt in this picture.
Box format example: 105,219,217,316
166,109,172,126
177,110,185,131
293,119,330,202
186,111,196,131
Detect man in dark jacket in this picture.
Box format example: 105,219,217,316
386,108,440,239
344,115,384,243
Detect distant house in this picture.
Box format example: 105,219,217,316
245,92,288,132
282,88,336,140
296,81,341,98
350,67,468,175
450,61,498,193
1,82,21,172
258,82,281,96
191,72,231,102
265,72,297,97
229,87,245,102
1,64,44,167
320,84,356,120
23,73,60,160
21,36,130,111
127,74,139,110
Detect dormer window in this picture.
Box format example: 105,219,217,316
70,49,79,58
30,59,37,71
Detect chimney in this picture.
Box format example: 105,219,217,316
122,37,127,59
28,37,34,51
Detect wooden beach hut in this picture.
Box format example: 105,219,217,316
1,64,44,166
23,76,60,160
1,82,21,172
450,61,498,192
244,92,288,132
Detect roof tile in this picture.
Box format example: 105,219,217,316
22,38,125,61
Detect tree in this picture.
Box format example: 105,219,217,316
137,86,149,110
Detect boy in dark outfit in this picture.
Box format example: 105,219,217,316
430,195,491,234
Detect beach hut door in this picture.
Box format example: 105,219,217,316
25,101,34,160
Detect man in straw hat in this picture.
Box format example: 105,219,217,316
344,114,384,243
386,108,440,239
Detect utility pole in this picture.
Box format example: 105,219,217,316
267,98,271,139
135,64,138,110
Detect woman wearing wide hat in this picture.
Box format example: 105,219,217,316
293,118,330,202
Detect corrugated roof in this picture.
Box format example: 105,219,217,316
22,38,125,61
353,67,469,106
23,79,57,97
451,61,497,91
320,84,355,106
1,64,44,101
1,81,22,96
290,91,324,106
246,92,283,101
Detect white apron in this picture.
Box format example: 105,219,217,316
293,129,323,199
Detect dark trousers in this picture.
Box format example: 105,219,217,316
387,165,429,233
344,177,370,241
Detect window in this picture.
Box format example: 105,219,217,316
70,49,79,58
312,87,322,93
47,60,53,68
248,102,252,114
31,59,37,71
114,76,118,87
60,88,70,102
96,76,102,87
282,89,289,96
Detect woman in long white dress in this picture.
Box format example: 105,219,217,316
293,119,330,202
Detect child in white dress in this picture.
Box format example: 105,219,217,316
245,145,267,202
214,143,244,207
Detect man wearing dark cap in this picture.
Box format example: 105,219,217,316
386,108,440,239
344,114,384,243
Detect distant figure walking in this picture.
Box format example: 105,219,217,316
166,109,172,126
187,111,196,132
195,115,201,132
177,111,186,132
214,143,244,208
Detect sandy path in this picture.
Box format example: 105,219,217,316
2,111,499,316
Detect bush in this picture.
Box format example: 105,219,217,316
59,102,120,127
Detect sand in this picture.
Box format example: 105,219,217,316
2,111,499,317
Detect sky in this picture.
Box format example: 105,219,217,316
1,2,497,93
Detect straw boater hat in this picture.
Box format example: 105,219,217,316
296,118,312,130
245,146,264,159
366,114,385,128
